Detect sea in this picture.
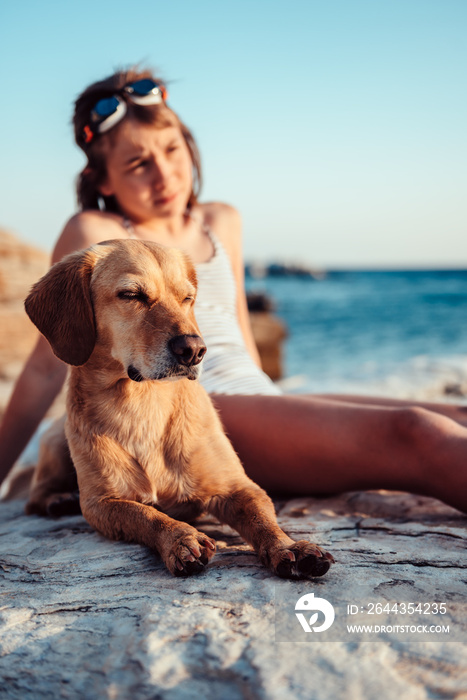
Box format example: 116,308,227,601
245,269,467,402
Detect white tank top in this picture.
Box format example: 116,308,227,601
123,217,281,396
195,228,281,395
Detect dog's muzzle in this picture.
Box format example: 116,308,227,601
127,335,206,382
168,334,206,367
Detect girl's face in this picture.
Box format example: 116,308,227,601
99,120,193,223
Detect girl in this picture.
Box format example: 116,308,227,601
1,67,467,513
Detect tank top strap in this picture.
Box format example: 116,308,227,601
122,217,137,238
204,225,221,255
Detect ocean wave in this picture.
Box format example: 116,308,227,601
278,354,467,403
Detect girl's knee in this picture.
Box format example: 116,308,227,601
391,406,454,453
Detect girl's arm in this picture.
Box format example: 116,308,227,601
205,203,262,367
0,336,67,486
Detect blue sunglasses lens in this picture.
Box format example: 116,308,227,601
127,79,160,96
86,80,164,140
92,96,121,120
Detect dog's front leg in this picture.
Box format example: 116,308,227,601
209,484,334,579
80,497,216,577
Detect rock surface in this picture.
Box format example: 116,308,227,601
246,292,288,380
0,230,52,417
0,229,49,304
249,312,287,381
1,491,466,699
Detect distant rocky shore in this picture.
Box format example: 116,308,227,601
246,261,326,280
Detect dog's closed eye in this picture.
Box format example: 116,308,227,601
117,289,149,304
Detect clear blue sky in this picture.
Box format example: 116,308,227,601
1,0,466,267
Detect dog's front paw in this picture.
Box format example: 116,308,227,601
262,540,334,579
165,528,216,577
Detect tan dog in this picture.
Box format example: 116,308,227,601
24,240,334,578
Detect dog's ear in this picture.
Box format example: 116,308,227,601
25,249,97,366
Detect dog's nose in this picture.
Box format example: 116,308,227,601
169,335,206,367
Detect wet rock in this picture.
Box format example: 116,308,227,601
249,311,287,380
247,291,287,380
444,382,467,398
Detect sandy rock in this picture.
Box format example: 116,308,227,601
1,491,466,698
0,229,49,304
0,230,67,420
0,230,49,379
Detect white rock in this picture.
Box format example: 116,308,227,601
1,491,466,699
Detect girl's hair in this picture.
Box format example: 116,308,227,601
73,67,202,212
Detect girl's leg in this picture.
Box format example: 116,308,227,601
211,394,467,513
315,394,467,427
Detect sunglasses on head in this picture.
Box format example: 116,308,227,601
83,79,168,144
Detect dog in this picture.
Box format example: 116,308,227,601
24,239,334,578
